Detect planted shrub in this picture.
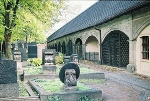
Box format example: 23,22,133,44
28,58,42,66
55,52,64,64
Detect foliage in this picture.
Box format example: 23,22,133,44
0,0,65,58
27,58,42,66
19,81,29,97
75,95,100,101
46,95,100,101
46,96,63,101
55,52,64,64
0,0,64,42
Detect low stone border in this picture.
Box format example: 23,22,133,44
79,72,105,79
23,71,105,81
29,80,102,101
23,71,59,81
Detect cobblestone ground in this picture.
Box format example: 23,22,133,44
79,62,150,101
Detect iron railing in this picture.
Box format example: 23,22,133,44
85,52,99,62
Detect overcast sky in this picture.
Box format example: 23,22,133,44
49,0,98,35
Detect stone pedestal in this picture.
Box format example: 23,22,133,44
42,65,56,74
16,61,23,73
63,86,78,92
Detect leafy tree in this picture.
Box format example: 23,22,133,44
0,0,64,59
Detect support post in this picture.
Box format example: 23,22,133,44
95,28,102,65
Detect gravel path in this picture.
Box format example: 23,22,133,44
79,63,150,101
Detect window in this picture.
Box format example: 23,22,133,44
141,36,149,59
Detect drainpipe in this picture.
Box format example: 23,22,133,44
95,28,102,65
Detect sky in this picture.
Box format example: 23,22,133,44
49,0,98,35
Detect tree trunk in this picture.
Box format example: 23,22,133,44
4,31,12,59
3,0,19,59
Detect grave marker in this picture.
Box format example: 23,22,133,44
0,59,19,98
59,62,80,91
42,49,56,74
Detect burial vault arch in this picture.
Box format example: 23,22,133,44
102,30,129,67
85,35,99,52
74,38,83,58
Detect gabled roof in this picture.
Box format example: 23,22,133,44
47,0,150,42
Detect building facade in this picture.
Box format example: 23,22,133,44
47,1,150,76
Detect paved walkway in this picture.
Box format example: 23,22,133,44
79,63,150,101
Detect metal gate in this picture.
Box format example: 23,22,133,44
102,31,129,67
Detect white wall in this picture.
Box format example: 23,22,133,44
136,25,150,76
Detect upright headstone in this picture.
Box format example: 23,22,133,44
70,54,79,64
17,40,27,61
42,49,56,74
13,50,22,73
59,62,80,91
63,56,71,64
28,42,37,58
0,59,19,98
13,51,22,62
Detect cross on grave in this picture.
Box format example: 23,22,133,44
59,62,80,91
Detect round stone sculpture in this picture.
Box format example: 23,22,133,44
59,62,80,83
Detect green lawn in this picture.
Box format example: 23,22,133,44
32,78,92,93
24,65,97,75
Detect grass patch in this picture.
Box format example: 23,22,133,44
24,65,97,75
79,79,105,84
32,78,92,93
80,66,97,73
24,66,43,75
19,81,29,97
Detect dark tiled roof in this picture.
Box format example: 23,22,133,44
47,1,150,42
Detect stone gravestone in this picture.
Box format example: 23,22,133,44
70,54,79,64
63,56,71,64
42,49,56,74
28,42,37,58
13,50,23,73
59,62,80,91
0,59,19,98
13,51,22,62
17,40,27,61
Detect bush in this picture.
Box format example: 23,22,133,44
27,58,42,66
55,52,64,64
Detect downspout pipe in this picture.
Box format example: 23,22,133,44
95,28,102,65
